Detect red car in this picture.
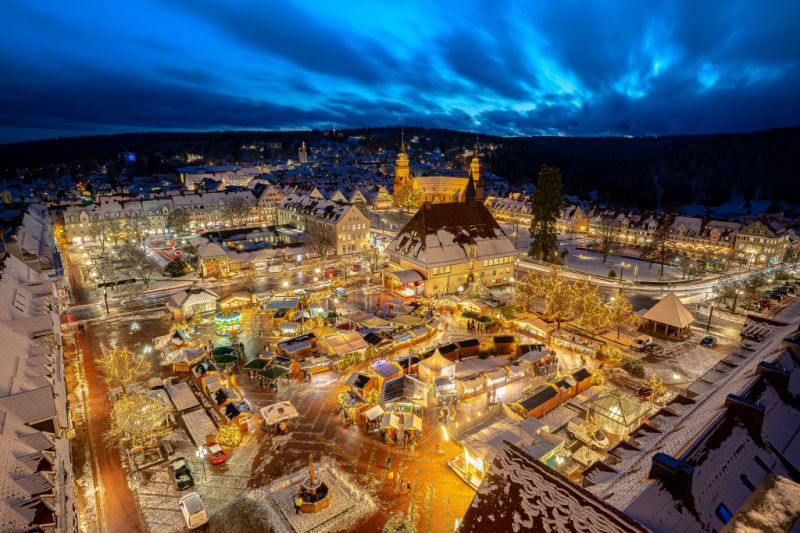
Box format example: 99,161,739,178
206,444,228,465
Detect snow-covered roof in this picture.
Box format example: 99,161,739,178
388,201,517,268
460,441,648,533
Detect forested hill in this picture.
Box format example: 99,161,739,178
488,126,800,210
1,126,798,211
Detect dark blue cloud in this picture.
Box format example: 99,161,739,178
0,0,798,142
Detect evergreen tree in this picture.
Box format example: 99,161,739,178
528,165,563,261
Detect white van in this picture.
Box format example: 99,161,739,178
179,492,208,529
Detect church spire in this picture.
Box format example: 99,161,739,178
400,129,406,153
465,171,476,205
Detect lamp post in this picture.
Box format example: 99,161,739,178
732,289,742,313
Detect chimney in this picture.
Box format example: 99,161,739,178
724,394,765,438
756,362,790,395
649,453,694,500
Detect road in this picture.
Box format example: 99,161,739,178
74,325,145,533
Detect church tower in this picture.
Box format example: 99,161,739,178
464,171,476,205
393,131,412,205
471,142,484,201
298,141,308,164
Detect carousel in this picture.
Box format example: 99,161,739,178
215,310,242,337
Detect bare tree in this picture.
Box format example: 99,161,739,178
223,196,250,228
119,242,160,289
597,215,616,263
677,255,694,279
307,224,337,258
166,208,191,235
125,216,148,248
395,185,422,214
641,219,672,278
89,218,113,252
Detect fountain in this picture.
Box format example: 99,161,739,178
298,454,331,513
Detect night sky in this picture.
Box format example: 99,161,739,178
1,1,799,142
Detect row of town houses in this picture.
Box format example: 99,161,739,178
58,185,376,256
0,209,76,532
485,193,796,266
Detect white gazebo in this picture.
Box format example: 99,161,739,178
641,292,694,339
418,349,456,383
167,284,220,319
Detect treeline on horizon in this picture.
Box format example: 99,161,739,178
1,125,798,211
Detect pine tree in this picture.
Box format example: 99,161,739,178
529,165,563,261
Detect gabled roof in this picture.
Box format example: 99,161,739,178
388,201,516,267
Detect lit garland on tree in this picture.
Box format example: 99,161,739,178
216,423,243,447
569,281,610,334
106,392,172,450
96,346,150,393
644,374,666,397
608,290,636,339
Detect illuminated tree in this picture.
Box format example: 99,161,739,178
599,344,624,364
216,423,243,447
366,388,381,407
513,268,572,329
96,346,150,393
569,281,610,335
591,369,605,386
608,291,636,339
396,184,422,214
644,374,666,398
106,392,172,450
238,268,259,294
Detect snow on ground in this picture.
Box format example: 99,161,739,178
209,460,377,533
678,197,778,218
556,242,684,282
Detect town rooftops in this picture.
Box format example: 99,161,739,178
388,201,516,267
460,441,648,533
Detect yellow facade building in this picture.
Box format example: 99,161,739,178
393,136,484,208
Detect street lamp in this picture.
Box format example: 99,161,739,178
732,289,742,313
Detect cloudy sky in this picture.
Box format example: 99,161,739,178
1,0,798,142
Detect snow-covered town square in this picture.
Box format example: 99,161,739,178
3,6,800,529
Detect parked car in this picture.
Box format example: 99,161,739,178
567,417,609,449
351,263,362,272
169,457,194,491
206,443,228,465
637,386,653,402
633,335,653,351
179,492,208,529
700,336,717,347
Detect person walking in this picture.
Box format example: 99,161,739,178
406,481,412,495
386,455,392,471
293,492,303,514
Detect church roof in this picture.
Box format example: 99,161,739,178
388,201,516,267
